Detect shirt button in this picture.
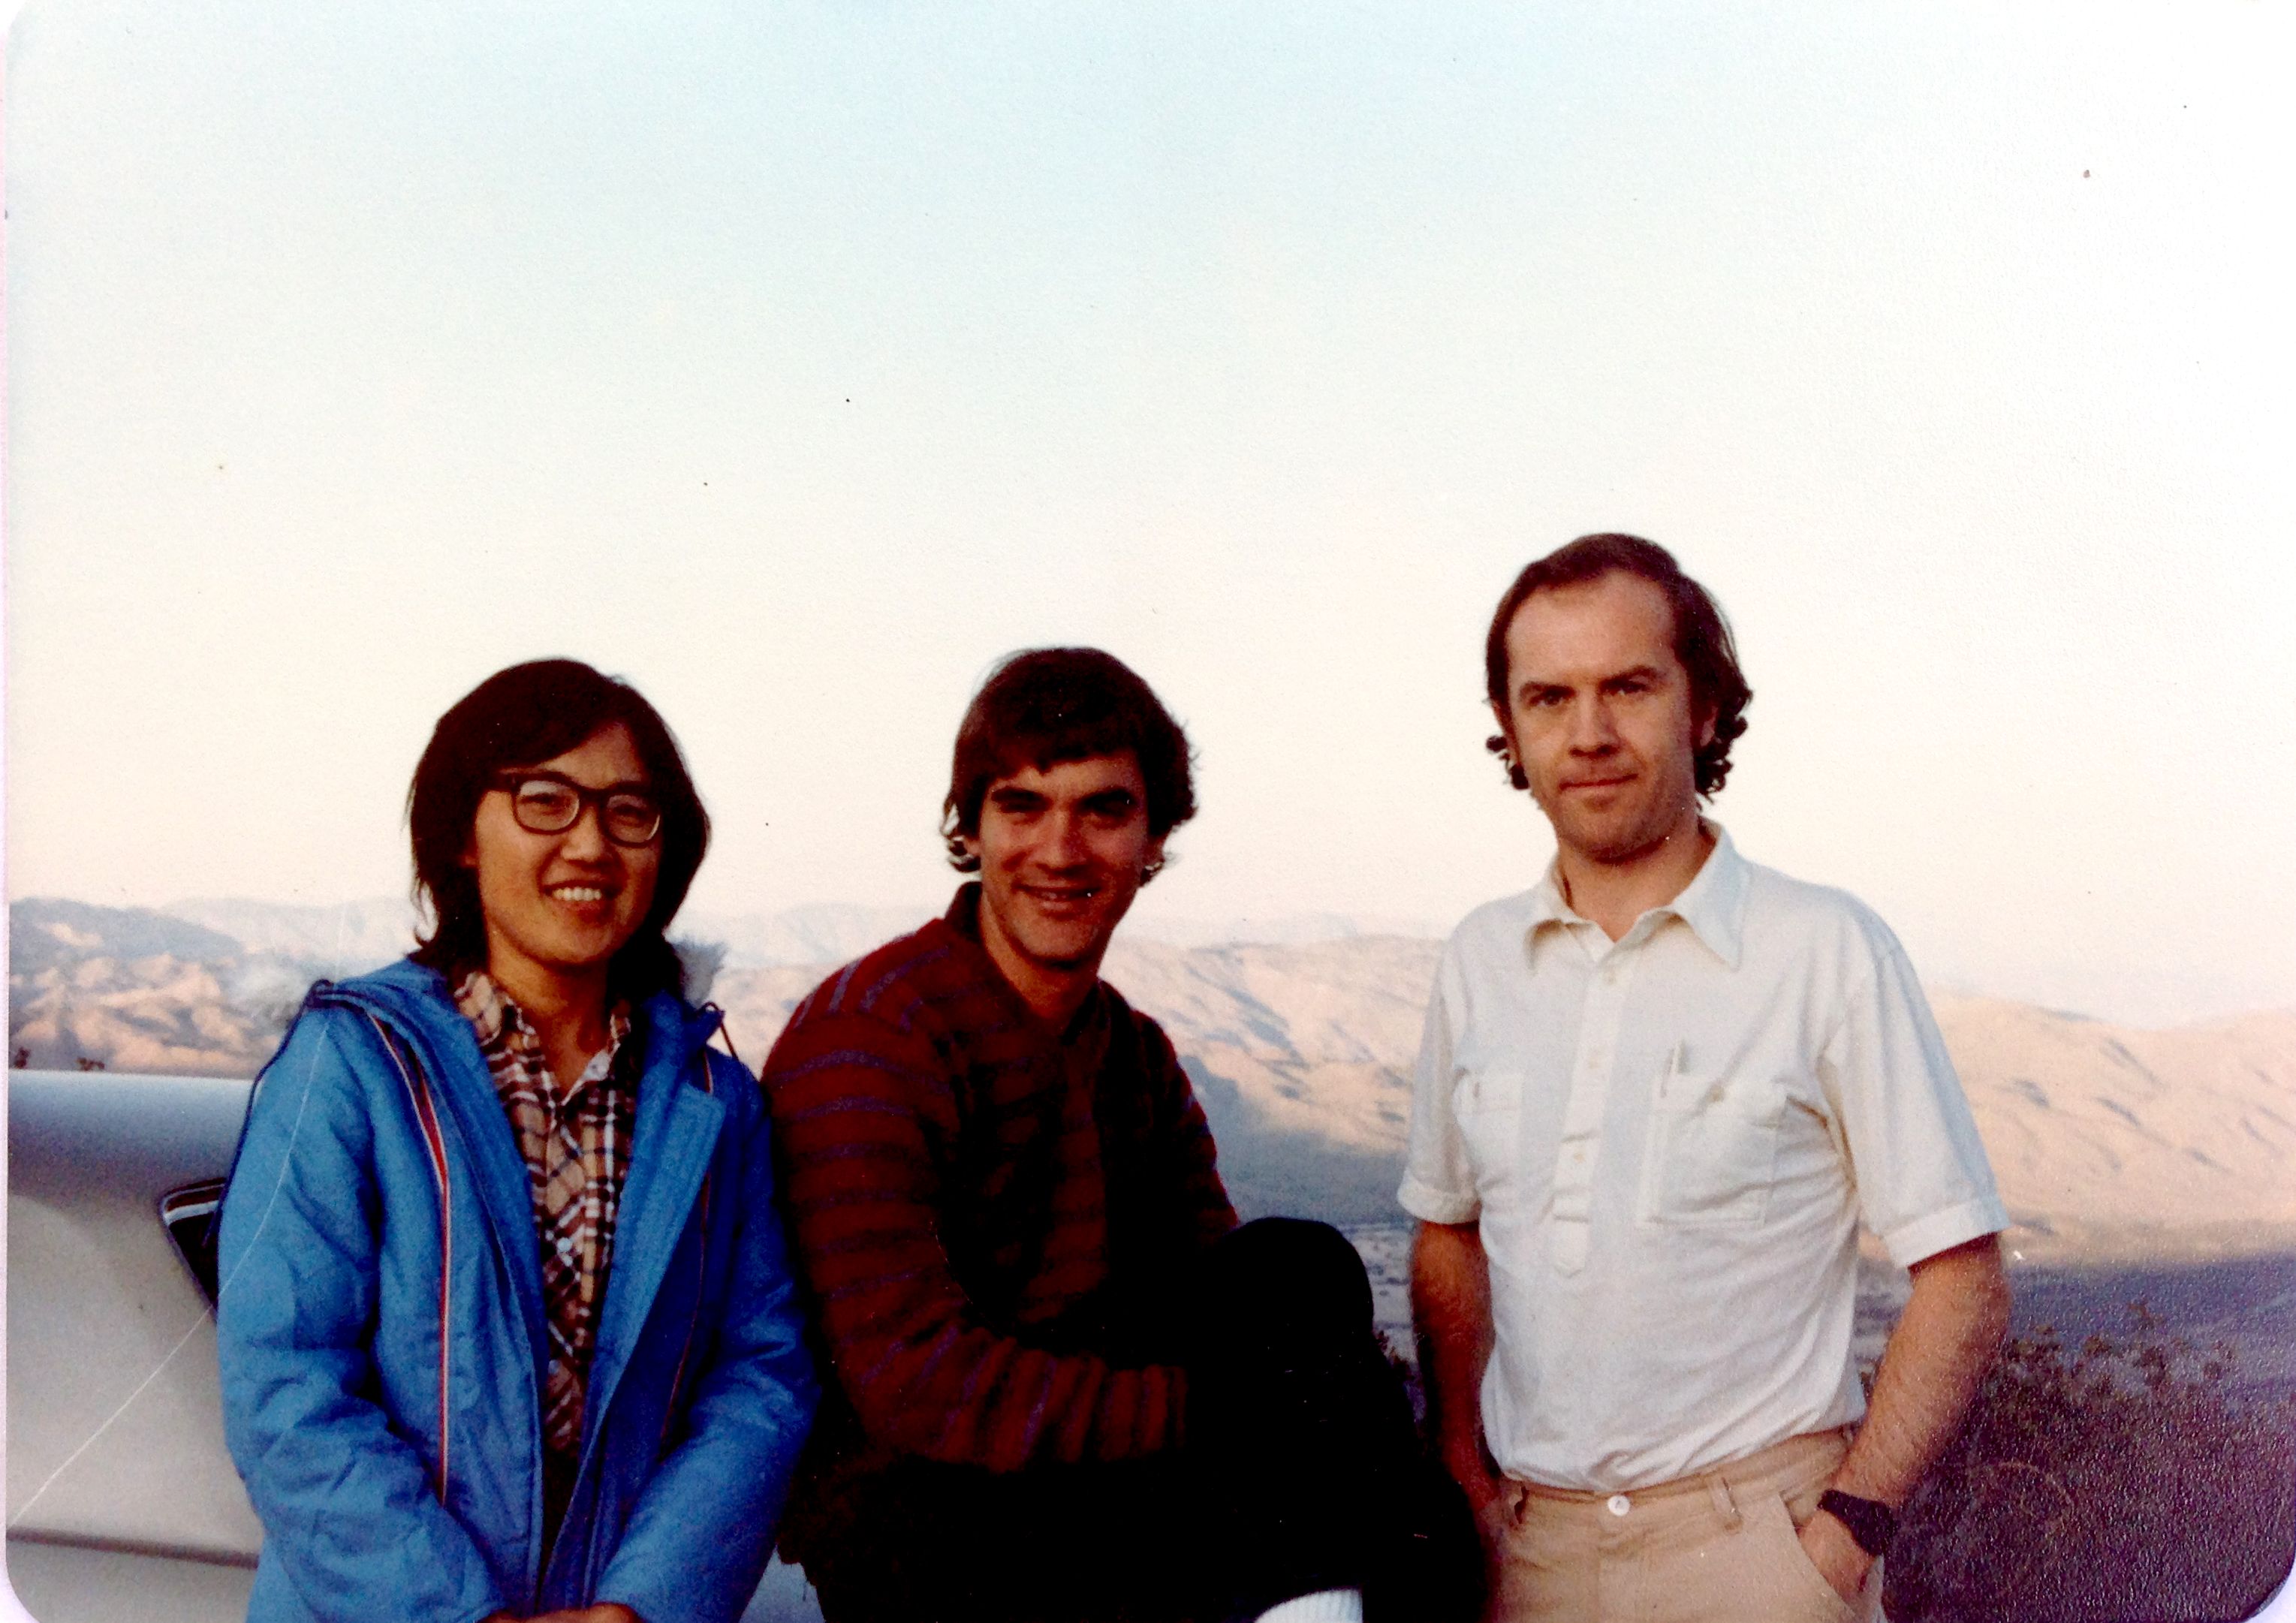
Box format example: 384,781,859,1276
1607,1494,1631,1516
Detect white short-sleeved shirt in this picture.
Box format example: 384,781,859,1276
1399,827,2006,1493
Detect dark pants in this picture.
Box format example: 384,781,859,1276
800,1218,1483,1623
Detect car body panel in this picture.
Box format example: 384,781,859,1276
4,1069,824,1623
7,1073,264,1564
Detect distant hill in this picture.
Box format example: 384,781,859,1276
9,898,340,1075
1933,995,2296,1263
11,895,2294,1262
717,945,2296,1260
1,895,1428,1075
161,896,422,977
12,898,248,973
681,904,939,971
703,935,1440,1227
30,895,1438,975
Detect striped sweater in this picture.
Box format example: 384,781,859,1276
761,887,1237,1479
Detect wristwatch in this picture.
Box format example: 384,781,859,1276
1817,1489,1898,1558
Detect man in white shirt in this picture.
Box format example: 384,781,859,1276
1403,534,2011,1622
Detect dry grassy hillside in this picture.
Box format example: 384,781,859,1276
716,944,2296,1258
1933,996,2296,1260
14,899,2294,1260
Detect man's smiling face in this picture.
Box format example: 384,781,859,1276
966,750,1163,998
1495,569,1713,869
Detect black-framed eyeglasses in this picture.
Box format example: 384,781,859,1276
492,772,664,847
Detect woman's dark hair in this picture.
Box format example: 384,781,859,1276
1482,533,1753,798
408,659,710,999
941,647,1197,880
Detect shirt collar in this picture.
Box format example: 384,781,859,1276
1523,821,1749,969
453,968,633,1084
454,968,518,1047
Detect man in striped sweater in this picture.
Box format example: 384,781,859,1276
762,649,1477,1623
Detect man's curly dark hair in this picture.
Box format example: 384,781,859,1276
1482,533,1752,799
942,647,1198,880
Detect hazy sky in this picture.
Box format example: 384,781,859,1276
6,3,2291,1025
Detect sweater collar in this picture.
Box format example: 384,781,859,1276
939,882,1110,1040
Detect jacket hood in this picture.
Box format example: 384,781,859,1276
308,956,725,1077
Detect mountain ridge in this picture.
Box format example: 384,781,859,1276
11,896,2293,1264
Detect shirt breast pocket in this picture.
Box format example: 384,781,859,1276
1449,1067,1526,1206
1636,1064,1785,1228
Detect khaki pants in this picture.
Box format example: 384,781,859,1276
1484,1429,1885,1623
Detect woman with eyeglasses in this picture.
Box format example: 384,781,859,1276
217,659,818,1623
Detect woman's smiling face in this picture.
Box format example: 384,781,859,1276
463,721,661,995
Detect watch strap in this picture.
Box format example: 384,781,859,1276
1818,1489,1897,1558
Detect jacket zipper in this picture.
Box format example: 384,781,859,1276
658,1050,716,1449
369,1013,456,1504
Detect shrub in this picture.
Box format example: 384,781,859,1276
1888,1302,2296,1622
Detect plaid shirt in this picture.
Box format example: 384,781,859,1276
454,971,637,1540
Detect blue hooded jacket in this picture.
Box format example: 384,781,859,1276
217,958,818,1623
